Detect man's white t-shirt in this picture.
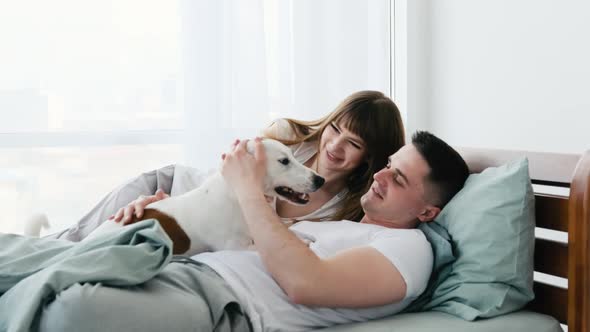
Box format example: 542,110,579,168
193,220,433,332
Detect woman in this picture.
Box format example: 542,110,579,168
50,90,404,241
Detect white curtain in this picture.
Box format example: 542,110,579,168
0,0,390,234
180,0,391,169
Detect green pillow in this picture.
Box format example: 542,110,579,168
406,157,535,320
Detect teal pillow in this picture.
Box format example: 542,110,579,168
406,157,535,320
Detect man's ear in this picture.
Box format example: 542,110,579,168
417,205,441,223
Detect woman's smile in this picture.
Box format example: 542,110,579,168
325,150,342,163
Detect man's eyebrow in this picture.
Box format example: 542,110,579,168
395,168,410,185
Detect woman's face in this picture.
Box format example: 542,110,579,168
317,121,368,176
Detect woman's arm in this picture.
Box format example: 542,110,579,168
111,189,170,224
47,165,177,241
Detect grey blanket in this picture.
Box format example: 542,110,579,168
0,219,172,332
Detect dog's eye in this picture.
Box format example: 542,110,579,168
279,158,290,165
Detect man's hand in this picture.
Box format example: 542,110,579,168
109,189,170,225
221,138,267,198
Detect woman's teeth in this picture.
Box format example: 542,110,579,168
327,151,340,162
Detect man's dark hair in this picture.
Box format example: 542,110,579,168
411,131,469,207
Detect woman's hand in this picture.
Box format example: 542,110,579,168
221,138,267,198
109,189,170,225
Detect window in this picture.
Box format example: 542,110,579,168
0,1,185,233
0,0,392,235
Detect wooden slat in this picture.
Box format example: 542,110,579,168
458,147,580,185
535,239,568,278
567,151,590,332
529,282,568,324
535,194,569,232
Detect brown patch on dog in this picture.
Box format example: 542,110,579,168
129,209,191,254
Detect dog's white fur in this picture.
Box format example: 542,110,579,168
25,139,323,256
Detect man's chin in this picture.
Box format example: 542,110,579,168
360,194,371,209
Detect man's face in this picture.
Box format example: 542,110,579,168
360,144,433,228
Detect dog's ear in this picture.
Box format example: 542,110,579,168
245,138,268,155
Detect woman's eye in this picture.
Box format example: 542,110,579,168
330,123,340,133
350,142,361,149
279,158,290,165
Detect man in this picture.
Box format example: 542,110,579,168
39,131,469,332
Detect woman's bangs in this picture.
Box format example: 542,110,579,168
335,109,379,149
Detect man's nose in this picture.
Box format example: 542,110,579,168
374,168,389,180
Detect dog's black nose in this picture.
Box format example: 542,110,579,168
313,175,325,189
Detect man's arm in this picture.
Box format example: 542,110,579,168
222,139,407,308
238,193,407,307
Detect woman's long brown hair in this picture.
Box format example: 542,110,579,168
265,90,405,222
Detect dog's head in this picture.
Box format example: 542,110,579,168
247,139,324,205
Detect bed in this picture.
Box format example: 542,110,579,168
3,147,588,332
318,147,590,332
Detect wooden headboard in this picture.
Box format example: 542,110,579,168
458,147,590,331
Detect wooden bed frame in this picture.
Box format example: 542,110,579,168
458,148,590,332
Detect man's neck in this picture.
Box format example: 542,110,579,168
360,215,418,229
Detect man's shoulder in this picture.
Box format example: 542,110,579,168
372,227,432,253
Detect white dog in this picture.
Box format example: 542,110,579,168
26,139,324,256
